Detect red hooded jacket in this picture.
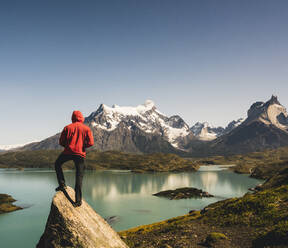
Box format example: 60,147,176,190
59,111,94,157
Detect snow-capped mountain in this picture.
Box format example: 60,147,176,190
190,122,224,141
85,100,192,148
22,100,193,154
19,95,288,156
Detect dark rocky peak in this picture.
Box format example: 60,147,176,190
247,101,264,117
247,95,282,118
266,95,281,106
277,113,288,126
85,103,106,123
190,122,204,130
213,126,225,133
244,95,288,132
167,115,189,129
224,118,244,134
93,103,106,115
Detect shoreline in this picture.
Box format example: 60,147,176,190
0,164,267,247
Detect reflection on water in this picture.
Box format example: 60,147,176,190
84,166,251,201
201,172,218,193
0,166,263,248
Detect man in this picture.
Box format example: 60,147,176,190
55,110,94,207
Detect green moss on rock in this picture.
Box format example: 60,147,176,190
153,187,213,200
0,194,22,214
0,193,15,203
202,185,288,227
204,232,228,246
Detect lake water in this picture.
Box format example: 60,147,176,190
0,166,262,248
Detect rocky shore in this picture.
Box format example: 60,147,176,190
121,166,288,248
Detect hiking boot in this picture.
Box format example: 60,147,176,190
55,184,67,192
73,201,82,208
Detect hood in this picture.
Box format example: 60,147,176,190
72,110,84,123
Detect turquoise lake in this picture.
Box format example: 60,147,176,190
0,166,263,248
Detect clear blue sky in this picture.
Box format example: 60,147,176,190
1,0,288,145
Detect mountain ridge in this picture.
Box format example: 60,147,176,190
21,100,192,154
190,118,244,141
11,95,288,156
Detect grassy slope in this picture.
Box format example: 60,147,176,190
120,181,288,248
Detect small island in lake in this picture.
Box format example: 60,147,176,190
0,194,22,214
153,187,214,200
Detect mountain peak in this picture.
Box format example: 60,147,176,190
84,100,191,148
144,99,155,108
266,95,281,106
87,101,157,122
248,95,282,118
246,96,288,131
95,103,107,112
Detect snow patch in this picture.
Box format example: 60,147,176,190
191,122,223,141
0,141,37,151
267,104,288,130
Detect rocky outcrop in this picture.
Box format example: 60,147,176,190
153,187,213,200
0,193,22,214
37,187,128,248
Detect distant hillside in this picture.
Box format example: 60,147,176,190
0,150,199,173
2,146,288,179
200,146,288,179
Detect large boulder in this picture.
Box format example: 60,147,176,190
37,187,128,248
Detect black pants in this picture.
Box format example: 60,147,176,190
55,153,85,203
